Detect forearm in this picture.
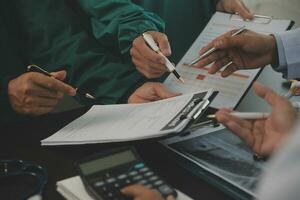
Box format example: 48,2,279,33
76,0,165,57
272,28,300,79
15,0,147,105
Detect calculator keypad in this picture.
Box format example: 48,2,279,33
92,163,177,200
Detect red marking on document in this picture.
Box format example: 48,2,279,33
196,74,206,80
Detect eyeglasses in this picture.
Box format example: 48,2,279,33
0,160,48,199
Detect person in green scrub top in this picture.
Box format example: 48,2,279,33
0,0,179,125
128,0,253,78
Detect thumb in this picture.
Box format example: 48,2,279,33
235,2,254,20
154,83,181,99
155,32,172,56
50,70,67,81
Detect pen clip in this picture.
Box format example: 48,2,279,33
230,13,273,24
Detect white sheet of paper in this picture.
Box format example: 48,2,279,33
57,176,194,200
164,12,292,108
42,91,211,145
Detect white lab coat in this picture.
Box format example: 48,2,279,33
256,121,300,200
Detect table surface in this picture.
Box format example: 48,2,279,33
0,65,294,200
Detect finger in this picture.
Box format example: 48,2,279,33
154,83,182,99
132,49,167,73
221,63,239,77
167,196,176,200
133,37,165,64
217,113,254,147
237,1,254,20
24,96,59,107
26,83,64,99
252,82,282,107
155,33,172,56
217,108,233,113
195,51,227,68
216,112,253,130
24,106,54,116
32,74,76,96
132,58,165,78
122,185,146,197
207,56,231,74
252,120,265,154
214,35,246,50
50,70,67,81
199,42,215,56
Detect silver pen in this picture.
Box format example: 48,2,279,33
184,26,246,66
208,112,270,120
27,64,96,100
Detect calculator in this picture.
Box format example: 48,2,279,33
76,146,177,200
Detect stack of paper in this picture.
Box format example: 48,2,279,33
42,91,213,146
57,176,193,200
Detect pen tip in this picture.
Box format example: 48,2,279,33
179,77,185,84
207,114,216,119
183,63,192,67
85,93,96,100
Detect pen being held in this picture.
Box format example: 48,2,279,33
27,64,95,100
142,33,185,84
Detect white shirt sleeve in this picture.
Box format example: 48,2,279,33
256,121,300,200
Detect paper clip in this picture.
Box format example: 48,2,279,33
230,13,273,24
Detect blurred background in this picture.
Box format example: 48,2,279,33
245,0,300,27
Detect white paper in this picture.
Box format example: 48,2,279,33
164,12,292,108
57,176,194,200
42,91,212,145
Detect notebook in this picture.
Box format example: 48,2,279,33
56,176,193,200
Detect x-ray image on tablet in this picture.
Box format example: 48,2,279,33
169,129,266,197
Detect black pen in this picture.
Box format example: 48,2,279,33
27,64,96,100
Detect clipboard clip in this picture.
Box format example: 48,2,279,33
230,13,273,24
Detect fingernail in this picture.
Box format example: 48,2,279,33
160,58,166,64
70,89,76,96
214,40,223,47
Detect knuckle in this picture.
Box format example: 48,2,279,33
24,97,33,106
22,85,32,95
130,48,134,56
23,107,32,114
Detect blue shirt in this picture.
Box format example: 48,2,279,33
272,28,300,79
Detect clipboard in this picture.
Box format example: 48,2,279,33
41,90,219,145
161,91,219,133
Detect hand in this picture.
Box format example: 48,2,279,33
216,0,253,20
196,30,277,77
215,82,298,156
122,185,175,200
8,70,76,115
128,82,180,103
130,31,171,78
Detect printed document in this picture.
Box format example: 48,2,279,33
164,12,292,108
42,91,212,145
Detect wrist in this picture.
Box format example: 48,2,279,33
269,35,279,66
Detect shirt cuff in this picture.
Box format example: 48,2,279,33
272,33,288,78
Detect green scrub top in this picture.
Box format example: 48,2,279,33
0,0,164,125
133,0,217,63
